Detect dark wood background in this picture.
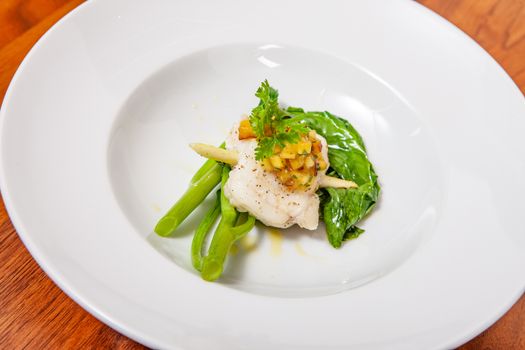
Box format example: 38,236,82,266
0,0,524,348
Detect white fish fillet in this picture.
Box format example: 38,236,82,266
223,121,330,230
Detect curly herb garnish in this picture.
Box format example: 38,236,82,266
249,80,309,160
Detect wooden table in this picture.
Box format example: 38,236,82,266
0,0,524,348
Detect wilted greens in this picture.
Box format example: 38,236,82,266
286,109,380,248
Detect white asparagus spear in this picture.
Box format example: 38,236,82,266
190,143,240,166
189,143,358,189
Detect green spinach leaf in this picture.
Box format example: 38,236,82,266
287,108,380,248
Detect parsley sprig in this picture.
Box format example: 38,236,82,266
249,80,309,160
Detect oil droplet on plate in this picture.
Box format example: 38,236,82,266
240,235,258,252
229,243,239,256
294,242,308,257
268,228,283,256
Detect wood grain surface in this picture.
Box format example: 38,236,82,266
0,0,523,349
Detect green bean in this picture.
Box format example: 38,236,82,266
190,159,217,185
231,213,256,238
200,167,255,281
191,191,221,271
154,161,222,237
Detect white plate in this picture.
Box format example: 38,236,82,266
1,0,524,349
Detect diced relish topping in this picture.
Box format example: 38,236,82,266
239,122,327,191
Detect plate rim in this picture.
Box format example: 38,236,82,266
0,0,524,349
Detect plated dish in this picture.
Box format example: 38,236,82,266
0,0,524,349
155,80,380,280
